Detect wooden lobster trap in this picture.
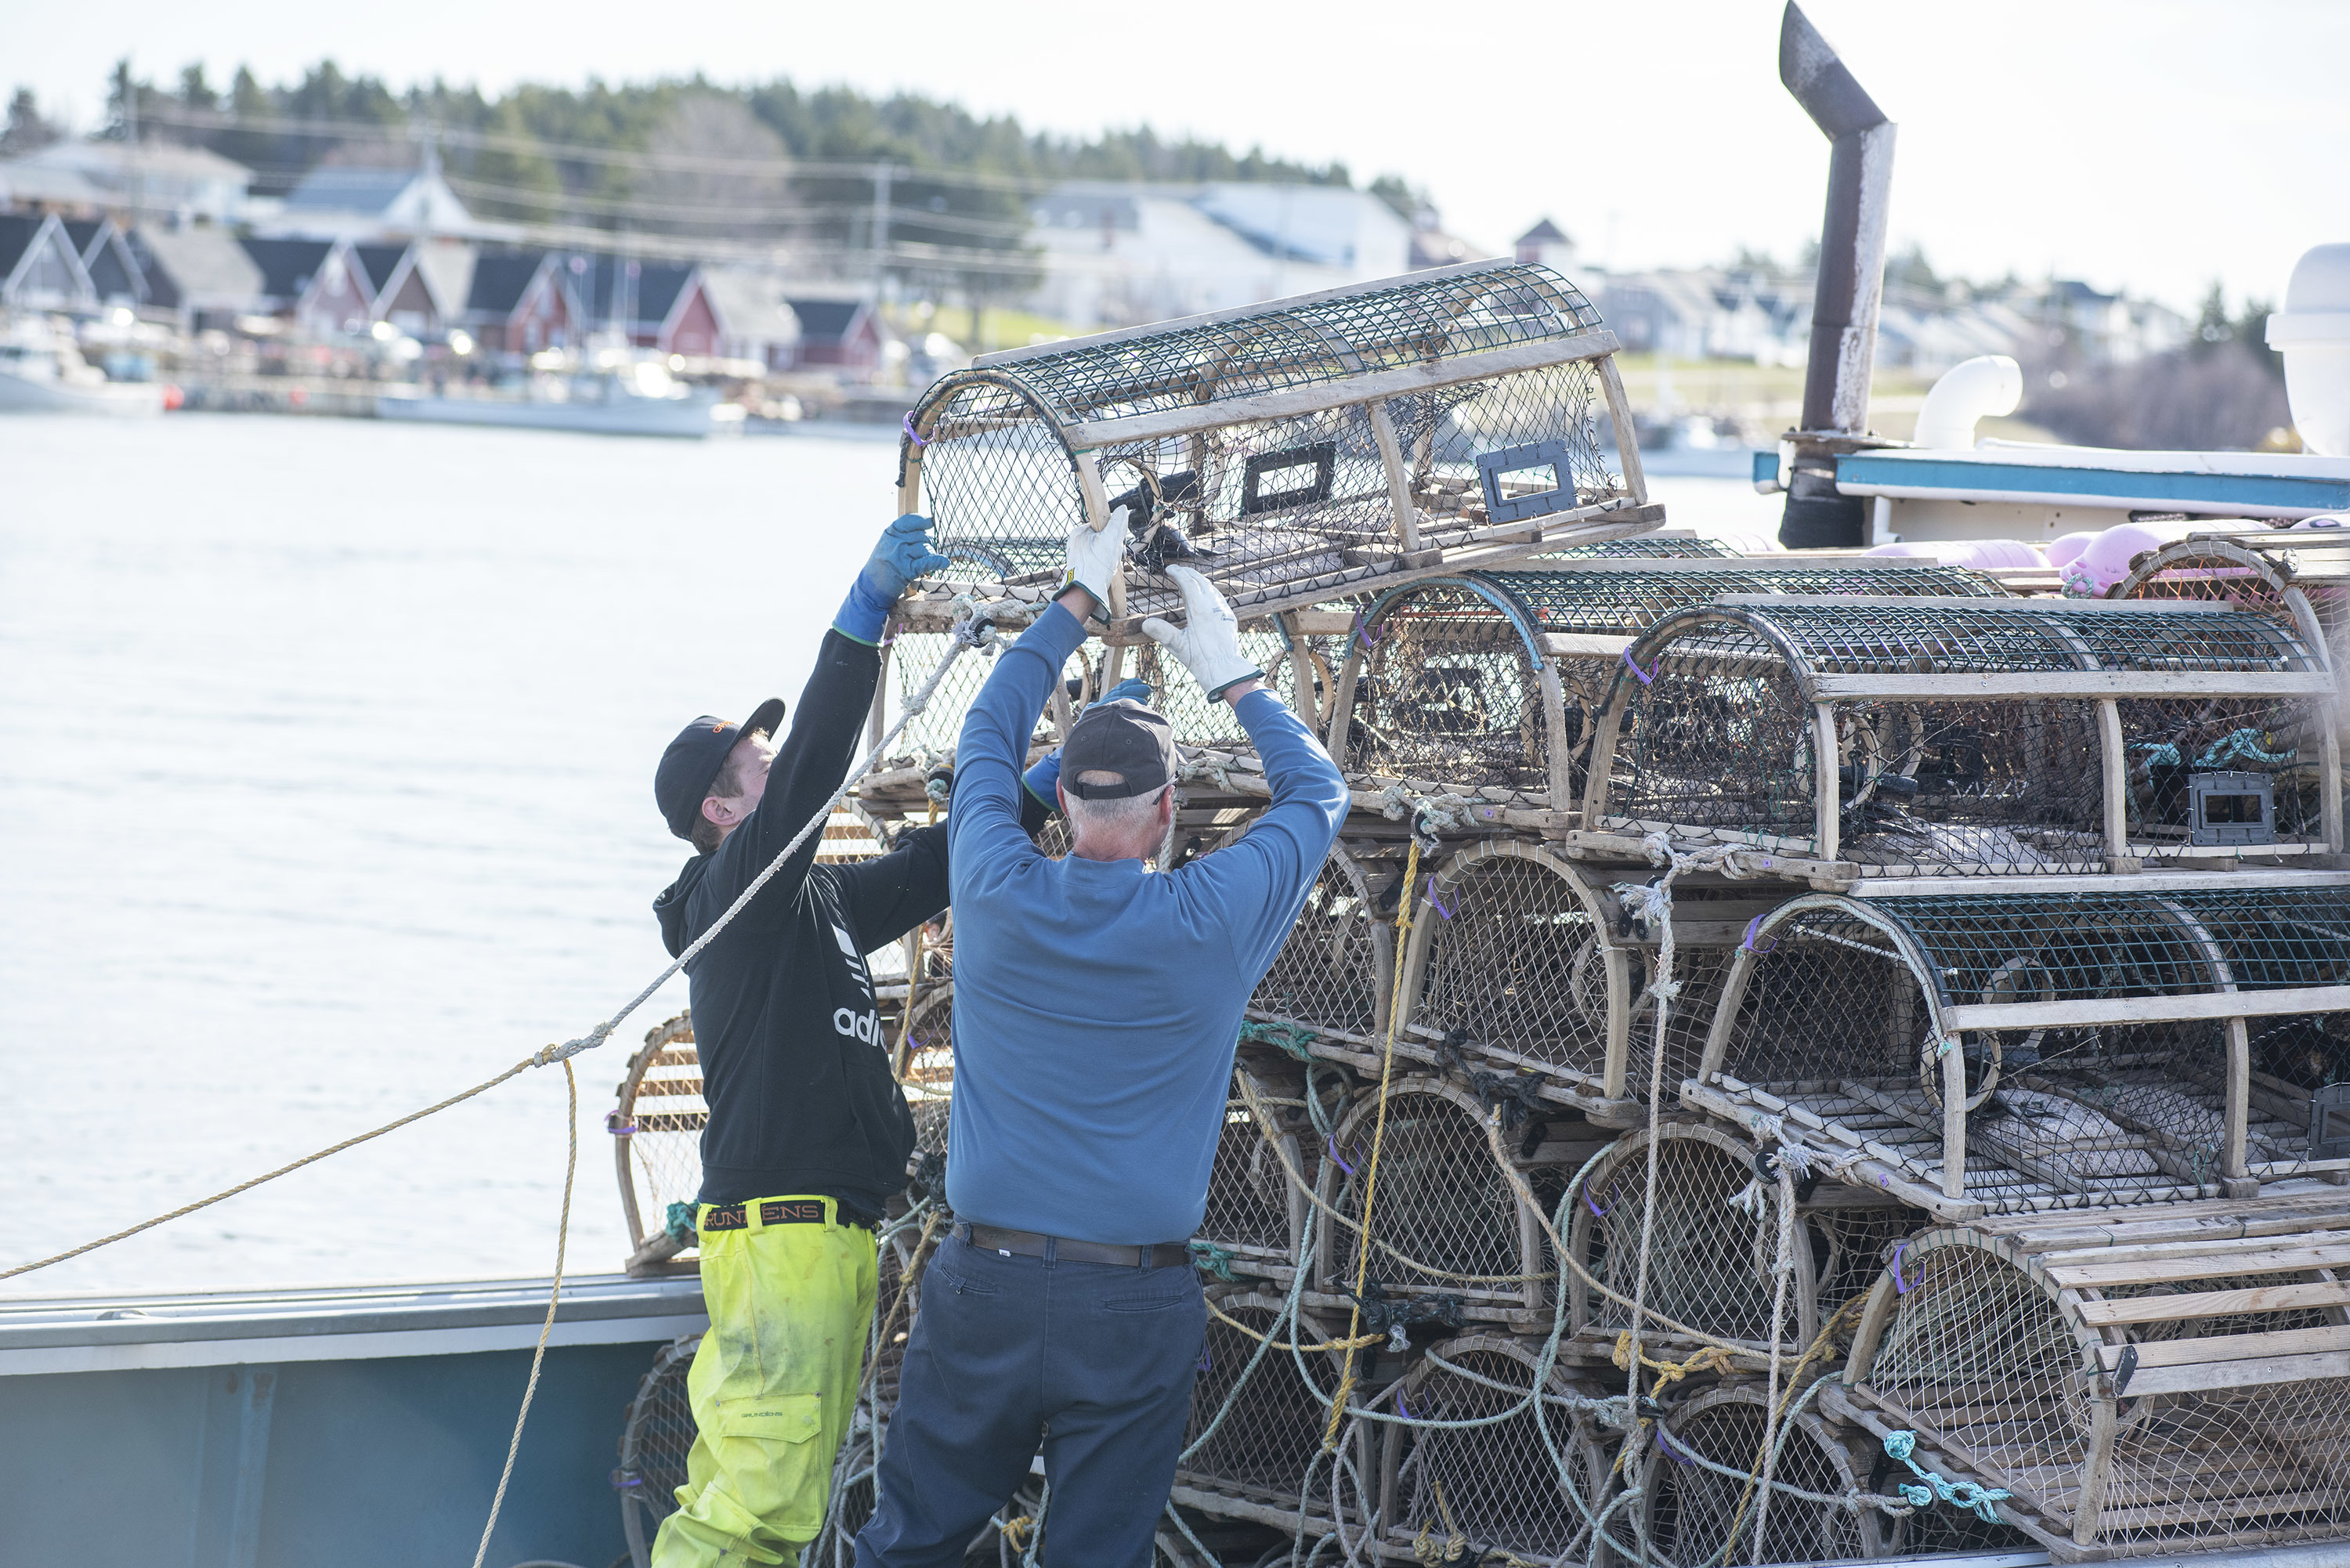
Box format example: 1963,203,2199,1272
890,261,1663,659
1827,1194,2350,1559
1578,597,2344,881
1238,843,1398,1066
1564,1120,1924,1364
1642,1382,1885,1566
1313,1076,1560,1326
1394,839,1791,1122
1170,1290,1372,1539
1684,881,2350,1221
1328,561,2007,813
2120,530,2350,675
1380,1334,1615,1564
1195,1063,1318,1285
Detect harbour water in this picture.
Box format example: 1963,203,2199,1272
0,414,1780,1295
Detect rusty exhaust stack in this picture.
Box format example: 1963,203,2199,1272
1778,2,1896,547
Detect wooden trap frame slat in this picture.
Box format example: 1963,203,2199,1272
1835,1201,2350,1558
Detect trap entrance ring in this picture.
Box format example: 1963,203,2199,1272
1580,597,2343,880
1687,883,2350,1219
1833,1210,2350,1559
1316,1075,1549,1324
1383,1334,1614,1564
1329,562,2009,809
1565,1120,1922,1359
1643,1382,1879,1566
891,261,1668,650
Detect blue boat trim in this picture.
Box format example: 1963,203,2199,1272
1836,455,2350,512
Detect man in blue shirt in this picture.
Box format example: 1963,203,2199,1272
855,529,1349,1567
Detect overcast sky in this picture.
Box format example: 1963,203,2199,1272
15,1,2345,313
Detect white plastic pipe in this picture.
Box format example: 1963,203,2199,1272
1913,354,2023,450
2268,243,2350,457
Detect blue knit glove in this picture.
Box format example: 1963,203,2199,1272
837,514,952,645
1024,679,1153,807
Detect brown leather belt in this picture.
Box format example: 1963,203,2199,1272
957,1223,1189,1270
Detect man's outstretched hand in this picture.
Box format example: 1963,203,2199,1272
838,514,952,644
1058,507,1131,621
1142,566,1264,703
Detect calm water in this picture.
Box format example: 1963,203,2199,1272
0,413,1779,1296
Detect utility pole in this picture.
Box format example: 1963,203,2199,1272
870,161,893,291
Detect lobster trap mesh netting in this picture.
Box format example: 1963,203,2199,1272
1860,1237,2350,1553
619,1013,706,1257
1322,1082,1542,1319
1645,1386,1873,1565
1176,1294,1351,1520
2116,692,2330,858
1198,1069,1310,1274
617,1334,700,1566
910,262,1640,627
1244,845,1394,1050
2123,537,2350,659
1388,1337,1610,1562
1571,1125,1802,1349
1407,846,1617,1099
898,982,955,1180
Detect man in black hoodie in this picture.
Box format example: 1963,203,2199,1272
642,513,967,1568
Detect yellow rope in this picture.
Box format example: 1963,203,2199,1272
1206,1298,1383,1353
1611,1332,1741,1396
1324,837,1419,1451
1000,1515,1036,1552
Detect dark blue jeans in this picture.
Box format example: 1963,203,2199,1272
854,1233,1207,1568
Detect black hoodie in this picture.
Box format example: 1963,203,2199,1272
651,629,950,1215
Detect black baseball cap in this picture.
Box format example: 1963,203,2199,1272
1060,699,1178,800
655,698,786,840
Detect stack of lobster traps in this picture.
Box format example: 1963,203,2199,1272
606,256,2350,1563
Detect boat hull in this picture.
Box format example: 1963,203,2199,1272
378,392,725,439
0,370,167,416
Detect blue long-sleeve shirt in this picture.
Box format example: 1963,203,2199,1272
945,602,1349,1245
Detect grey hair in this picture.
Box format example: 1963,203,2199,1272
1065,769,1170,840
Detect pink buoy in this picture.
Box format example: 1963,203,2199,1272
2044,532,2096,570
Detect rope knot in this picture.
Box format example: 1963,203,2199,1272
534,1025,609,1068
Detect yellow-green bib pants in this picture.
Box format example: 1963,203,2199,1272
649,1196,878,1568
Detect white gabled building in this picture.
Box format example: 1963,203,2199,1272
1022,182,1412,330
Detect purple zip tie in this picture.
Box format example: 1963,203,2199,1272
1328,1134,1358,1176
1623,647,1660,686
1397,1396,1412,1421
1425,876,1455,919
1891,1239,1913,1294
1738,914,1777,956
902,413,927,446
1350,611,1382,652
1198,1346,1213,1374
1656,1429,1696,1467
1585,1178,1618,1219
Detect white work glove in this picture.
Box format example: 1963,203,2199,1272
1063,507,1131,613
1142,565,1264,700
